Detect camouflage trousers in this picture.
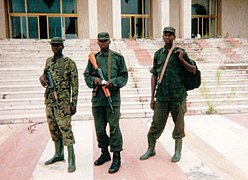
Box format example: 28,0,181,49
46,105,75,146
92,106,123,152
147,99,187,149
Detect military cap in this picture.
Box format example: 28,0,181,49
97,32,110,40
163,26,176,34
49,37,64,44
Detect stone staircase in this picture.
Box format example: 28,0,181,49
0,38,248,124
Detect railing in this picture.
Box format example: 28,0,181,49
192,15,218,38
121,14,150,39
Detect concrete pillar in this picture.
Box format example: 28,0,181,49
112,0,122,39
0,0,6,38
88,0,98,39
161,0,170,31
77,0,89,38
180,0,191,39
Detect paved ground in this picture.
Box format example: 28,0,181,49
0,113,248,180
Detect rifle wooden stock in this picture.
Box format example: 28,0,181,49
88,53,98,70
102,86,110,97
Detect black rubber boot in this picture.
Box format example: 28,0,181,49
94,148,111,166
45,140,64,165
68,145,76,173
108,151,121,174
140,148,156,160
171,139,182,162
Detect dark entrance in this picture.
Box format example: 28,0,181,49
121,0,151,39
191,0,220,38
39,16,48,39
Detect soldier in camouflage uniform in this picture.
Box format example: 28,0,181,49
84,32,128,174
140,26,196,162
39,37,78,173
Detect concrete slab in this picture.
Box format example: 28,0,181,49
0,114,248,179
31,121,94,180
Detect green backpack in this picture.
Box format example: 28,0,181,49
184,60,201,91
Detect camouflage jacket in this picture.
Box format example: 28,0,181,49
43,55,79,110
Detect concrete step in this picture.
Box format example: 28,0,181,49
0,101,150,116
200,79,248,86
189,97,248,106
196,84,248,91
0,77,140,86
0,95,150,107
0,82,153,92
188,104,248,114
1,104,248,124
1,92,246,115
1,88,246,100
0,109,154,124
188,90,248,99
2,99,248,119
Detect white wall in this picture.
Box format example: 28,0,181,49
97,0,113,37
222,0,248,38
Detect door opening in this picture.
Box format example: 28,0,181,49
39,16,48,39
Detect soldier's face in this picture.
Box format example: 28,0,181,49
162,32,175,44
51,44,64,56
97,40,110,51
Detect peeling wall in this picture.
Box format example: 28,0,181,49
222,0,248,38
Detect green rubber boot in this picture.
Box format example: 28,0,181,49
67,145,76,173
171,139,182,162
140,148,156,160
45,140,64,165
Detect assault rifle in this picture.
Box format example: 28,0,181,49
88,52,114,113
45,70,60,111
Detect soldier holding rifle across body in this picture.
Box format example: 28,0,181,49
39,37,79,173
84,32,128,174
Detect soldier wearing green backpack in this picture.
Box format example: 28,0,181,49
140,26,197,162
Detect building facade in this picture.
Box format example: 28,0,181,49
0,0,248,40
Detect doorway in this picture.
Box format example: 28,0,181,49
121,0,151,39
191,0,220,38
39,16,48,39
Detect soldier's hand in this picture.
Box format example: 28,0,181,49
39,74,48,88
175,49,184,61
150,98,155,110
105,81,113,89
70,106,76,116
93,77,102,86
